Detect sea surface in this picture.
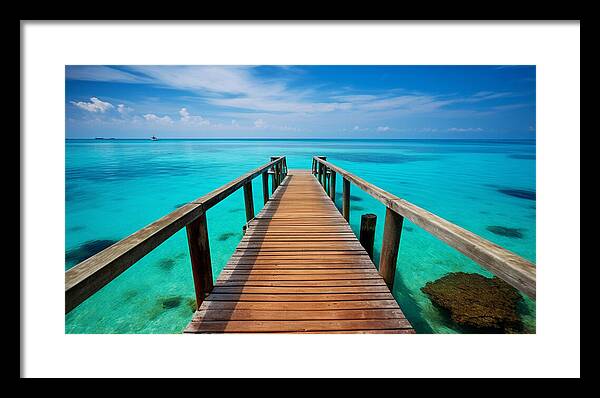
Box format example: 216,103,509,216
65,139,536,333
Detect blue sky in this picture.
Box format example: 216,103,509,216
65,65,535,139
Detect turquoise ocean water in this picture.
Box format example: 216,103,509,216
65,139,536,333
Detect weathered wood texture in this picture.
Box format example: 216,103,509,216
65,157,286,313
313,157,536,299
243,181,254,222
185,170,414,334
359,213,377,260
262,171,269,205
342,177,350,221
379,208,404,288
186,213,213,306
329,170,336,201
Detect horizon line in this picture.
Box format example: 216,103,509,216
66,137,536,141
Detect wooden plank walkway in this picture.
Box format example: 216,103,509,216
184,169,414,334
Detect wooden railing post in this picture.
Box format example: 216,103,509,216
316,156,326,185
329,170,336,201
277,162,282,185
342,177,350,221
317,162,323,185
359,213,377,260
270,157,278,193
185,212,213,307
243,181,254,222
379,207,404,289
262,171,269,204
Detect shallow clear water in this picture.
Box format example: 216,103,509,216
65,139,536,333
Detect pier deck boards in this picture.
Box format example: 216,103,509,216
184,169,414,334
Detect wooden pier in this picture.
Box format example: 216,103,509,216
65,156,536,334
185,170,413,333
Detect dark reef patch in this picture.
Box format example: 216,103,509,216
486,225,524,239
160,296,182,310
157,258,176,271
122,290,139,302
350,205,364,211
335,192,363,202
68,225,86,232
217,232,238,241
331,152,440,164
498,188,536,201
187,298,197,313
508,154,536,160
173,202,188,209
421,272,524,333
229,208,244,213
404,226,414,232
66,239,119,266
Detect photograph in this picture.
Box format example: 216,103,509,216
21,21,580,379
64,65,537,335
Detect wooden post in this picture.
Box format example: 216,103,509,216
342,177,350,221
262,171,269,204
316,156,326,185
359,213,377,260
379,207,404,289
270,157,278,194
323,166,328,191
317,162,323,185
329,170,336,201
243,181,254,222
277,162,282,185
185,213,213,307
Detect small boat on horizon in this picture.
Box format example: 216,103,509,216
150,135,159,141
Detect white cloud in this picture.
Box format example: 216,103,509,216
448,127,484,132
143,113,173,124
332,94,378,102
211,97,352,114
179,107,191,120
254,119,266,128
117,104,133,115
128,66,285,98
179,107,209,126
70,97,114,113
66,66,151,84
377,126,391,132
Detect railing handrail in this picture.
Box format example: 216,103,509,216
313,156,536,299
65,156,286,313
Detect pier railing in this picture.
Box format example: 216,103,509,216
312,156,536,299
65,156,288,313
